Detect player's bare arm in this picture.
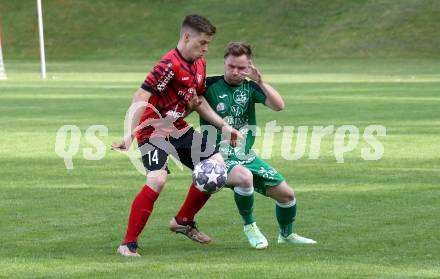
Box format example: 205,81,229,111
111,87,152,151
243,62,285,111
195,96,243,145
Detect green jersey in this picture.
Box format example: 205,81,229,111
200,76,267,161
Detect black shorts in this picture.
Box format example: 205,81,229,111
139,127,218,172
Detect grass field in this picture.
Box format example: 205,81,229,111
2,0,440,60
1,60,440,278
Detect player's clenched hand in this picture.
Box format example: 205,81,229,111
111,136,132,151
188,92,202,110
222,125,243,147
229,128,242,146
242,61,262,83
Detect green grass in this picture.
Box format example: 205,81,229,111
1,59,440,278
1,0,440,60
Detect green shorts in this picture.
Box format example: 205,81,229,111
226,155,285,196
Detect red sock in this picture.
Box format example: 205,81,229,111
175,183,210,224
123,185,159,244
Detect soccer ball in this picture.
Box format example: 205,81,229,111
192,159,227,194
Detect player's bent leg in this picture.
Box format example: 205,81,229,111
172,164,211,244
228,165,268,249
266,182,316,245
170,183,211,244
117,170,168,257
169,130,221,243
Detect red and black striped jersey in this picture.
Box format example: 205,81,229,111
136,48,206,142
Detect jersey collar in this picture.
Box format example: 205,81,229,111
175,47,194,64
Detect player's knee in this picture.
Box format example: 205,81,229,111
237,167,253,188
276,184,295,203
227,165,253,189
284,191,295,202
284,186,295,201
155,176,168,189
234,167,254,194
147,172,168,191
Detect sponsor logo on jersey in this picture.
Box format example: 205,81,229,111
216,102,226,112
219,94,228,99
181,76,189,81
223,116,247,128
166,110,185,118
233,89,249,107
157,70,175,92
197,74,203,83
231,105,244,117
178,90,193,101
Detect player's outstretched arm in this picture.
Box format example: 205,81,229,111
195,96,227,128
111,87,152,151
195,96,243,145
244,62,285,111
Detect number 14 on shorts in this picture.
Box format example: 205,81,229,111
147,149,159,165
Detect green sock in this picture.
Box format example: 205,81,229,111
276,199,297,237
234,188,255,225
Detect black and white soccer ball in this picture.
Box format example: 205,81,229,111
192,159,227,194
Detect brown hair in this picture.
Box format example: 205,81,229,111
224,42,253,58
182,14,216,35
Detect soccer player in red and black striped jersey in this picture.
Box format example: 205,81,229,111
112,15,241,257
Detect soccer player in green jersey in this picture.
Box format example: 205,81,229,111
195,42,316,248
